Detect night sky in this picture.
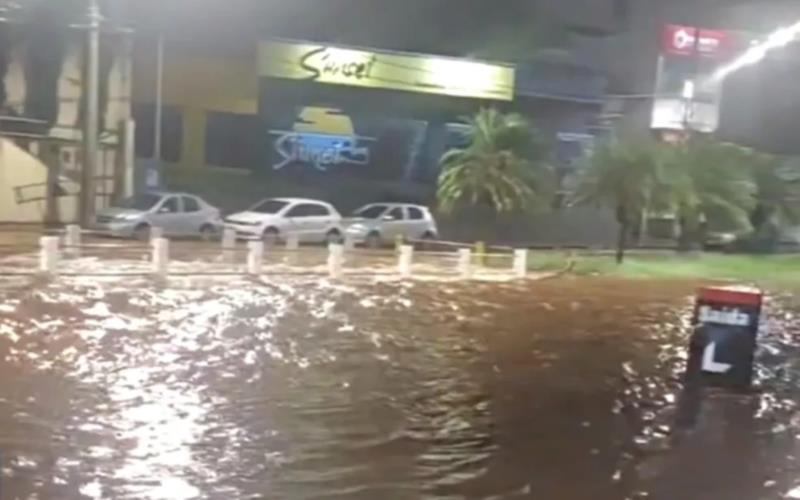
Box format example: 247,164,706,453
126,0,547,58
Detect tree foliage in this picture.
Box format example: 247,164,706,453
750,155,800,228
437,108,551,214
575,135,793,259
574,139,667,262
663,137,758,239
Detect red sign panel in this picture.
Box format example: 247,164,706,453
662,24,730,58
698,286,763,308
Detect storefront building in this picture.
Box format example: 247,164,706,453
134,37,606,216
254,40,515,201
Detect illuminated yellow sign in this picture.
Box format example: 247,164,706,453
259,40,515,101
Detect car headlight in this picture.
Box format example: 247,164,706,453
116,213,140,221
347,224,368,234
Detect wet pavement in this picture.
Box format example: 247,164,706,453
0,274,799,499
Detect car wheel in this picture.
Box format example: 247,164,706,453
262,227,280,246
366,232,382,249
199,224,218,242
133,224,151,242
326,229,343,245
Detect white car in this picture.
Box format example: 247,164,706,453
345,203,438,248
94,192,222,240
224,198,344,244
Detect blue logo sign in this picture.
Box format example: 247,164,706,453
269,107,375,172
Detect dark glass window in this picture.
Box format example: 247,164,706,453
287,204,330,217
407,207,425,220
159,197,180,213
205,112,263,169
118,193,161,211
182,196,200,213
251,199,289,214
133,104,182,163
354,205,388,219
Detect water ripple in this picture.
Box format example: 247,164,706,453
0,277,798,499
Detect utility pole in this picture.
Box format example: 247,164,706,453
80,0,101,226
154,33,164,165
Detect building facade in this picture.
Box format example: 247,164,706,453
0,7,133,223
136,36,607,221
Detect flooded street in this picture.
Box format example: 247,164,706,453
0,275,799,499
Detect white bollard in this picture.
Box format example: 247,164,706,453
247,241,264,275
152,237,170,278
39,236,60,275
398,245,414,278
222,227,237,263
285,232,299,251
327,244,344,279
222,227,236,250
344,235,355,252
285,233,300,266
150,226,164,244
457,248,473,280
513,249,529,278
65,224,81,258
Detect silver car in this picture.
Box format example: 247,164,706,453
345,203,438,248
94,192,222,240
224,198,343,244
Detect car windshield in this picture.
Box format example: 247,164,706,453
353,205,388,219
250,199,289,214
117,194,162,211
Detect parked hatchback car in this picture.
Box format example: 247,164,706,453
224,198,343,244
94,192,222,240
345,203,438,248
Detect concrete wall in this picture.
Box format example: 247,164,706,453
0,139,79,223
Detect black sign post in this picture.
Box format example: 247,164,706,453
684,286,763,392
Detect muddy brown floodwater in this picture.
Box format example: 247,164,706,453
0,275,799,499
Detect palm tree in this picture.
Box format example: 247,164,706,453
437,108,551,214
750,155,800,230
664,137,758,249
575,139,667,263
